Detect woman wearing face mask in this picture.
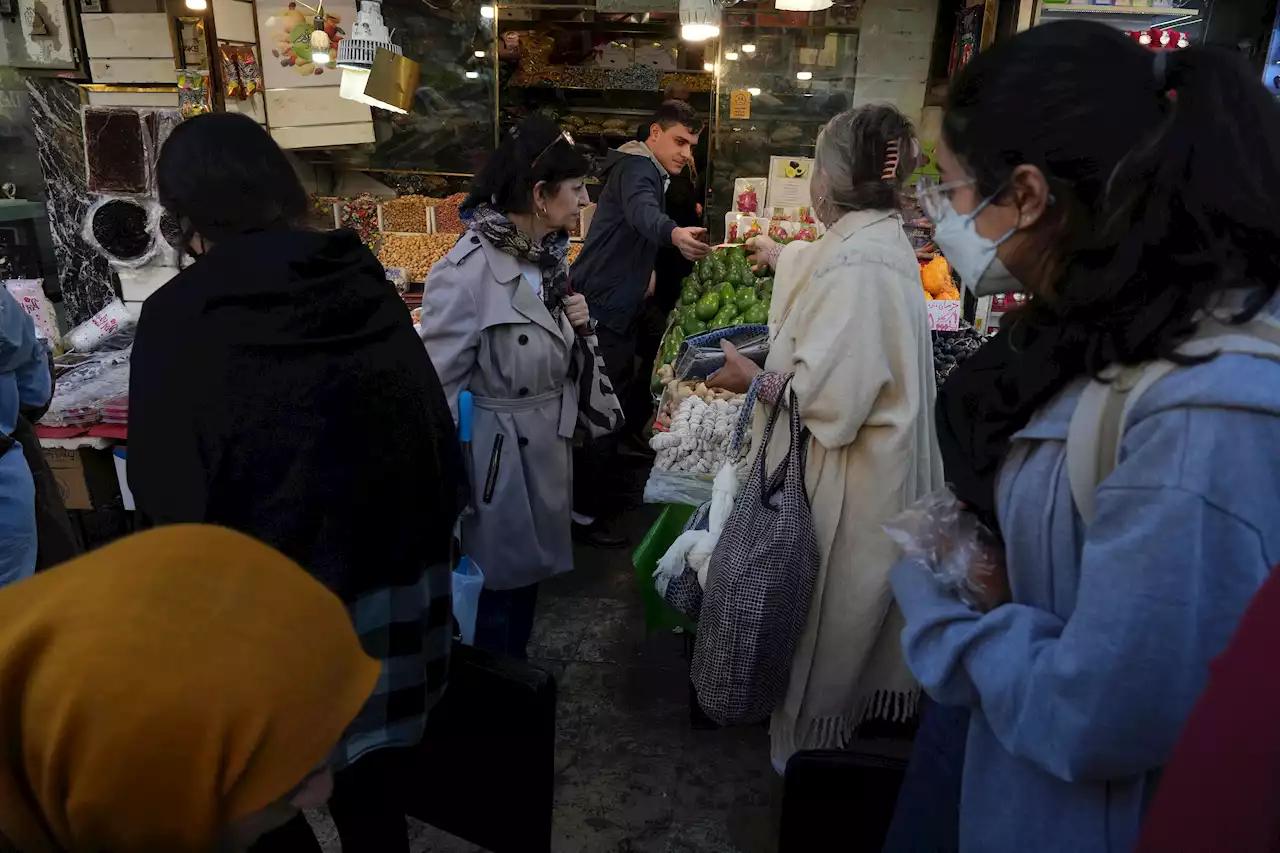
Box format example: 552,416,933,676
888,22,1280,853
422,117,620,659
709,104,943,776
0,525,380,853
130,112,463,853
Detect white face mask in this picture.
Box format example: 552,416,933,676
920,181,1023,297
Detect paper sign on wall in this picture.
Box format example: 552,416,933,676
729,90,751,119
766,155,815,208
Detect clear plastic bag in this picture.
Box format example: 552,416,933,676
40,349,132,428
882,488,1004,609
643,468,715,506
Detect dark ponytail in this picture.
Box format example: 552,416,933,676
463,117,594,217
945,19,1280,388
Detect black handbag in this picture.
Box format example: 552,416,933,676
405,641,557,853
779,744,911,853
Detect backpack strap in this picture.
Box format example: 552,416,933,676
1067,315,1280,525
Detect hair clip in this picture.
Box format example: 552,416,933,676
882,139,901,182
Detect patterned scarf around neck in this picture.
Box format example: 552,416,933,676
463,203,624,439
466,203,570,321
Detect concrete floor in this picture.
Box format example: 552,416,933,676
313,479,776,852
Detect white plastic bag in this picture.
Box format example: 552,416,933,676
882,488,1004,609
452,556,485,646
653,461,740,597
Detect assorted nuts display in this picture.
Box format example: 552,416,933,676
378,234,461,282
380,195,433,233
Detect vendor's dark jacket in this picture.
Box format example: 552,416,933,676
128,228,464,761
571,141,676,336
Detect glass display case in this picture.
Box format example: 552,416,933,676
314,0,938,239
708,3,862,239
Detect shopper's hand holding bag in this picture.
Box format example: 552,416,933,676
692,380,820,726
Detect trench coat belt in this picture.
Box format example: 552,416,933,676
471,382,576,441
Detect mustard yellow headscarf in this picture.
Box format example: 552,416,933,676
0,525,380,853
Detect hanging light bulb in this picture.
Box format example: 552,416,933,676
725,51,738,60
465,70,479,78
185,0,207,9
1159,29,1171,46
1138,31,1151,45
703,62,714,72
796,70,813,81
747,87,761,96
480,5,495,18
311,22,332,65
680,0,720,41
741,43,756,53
775,0,833,9
337,2,417,114
474,49,486,57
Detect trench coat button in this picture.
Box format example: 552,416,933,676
518,436,529,448
471,235,480,244
518,334,529,345
518,387,529,397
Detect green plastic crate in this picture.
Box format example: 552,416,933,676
632,503,698,635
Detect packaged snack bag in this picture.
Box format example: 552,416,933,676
177,70,211,117
237,46,262,97
220,44,242,99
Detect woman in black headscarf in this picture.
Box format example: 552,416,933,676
128,112,463,853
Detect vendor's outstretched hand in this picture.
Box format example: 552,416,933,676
673,227,711,262
708,340,761,394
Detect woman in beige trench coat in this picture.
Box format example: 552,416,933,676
421,119,606,658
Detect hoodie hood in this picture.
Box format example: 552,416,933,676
167,228,405,349
608,140,671,191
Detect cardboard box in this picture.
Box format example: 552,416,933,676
43,447,121,511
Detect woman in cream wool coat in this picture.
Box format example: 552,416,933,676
710,103,943,772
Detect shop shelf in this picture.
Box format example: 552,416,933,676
1039,2,1200,16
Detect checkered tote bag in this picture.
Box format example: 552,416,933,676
691,382,818,726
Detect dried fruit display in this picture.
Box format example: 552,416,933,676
430,193,467,234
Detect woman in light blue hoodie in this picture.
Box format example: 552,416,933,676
0,287,51,587
887,22,1280,853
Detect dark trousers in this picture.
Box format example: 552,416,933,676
880,699,968,853
573,324,635,520
472,582,540,660
250,747,412,853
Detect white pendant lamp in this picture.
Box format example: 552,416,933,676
680,0,720,42
774,0,833,10
336,0,402,71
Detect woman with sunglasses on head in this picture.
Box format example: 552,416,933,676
422,117,621,659
708,103,943,781
888,21,1280,853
